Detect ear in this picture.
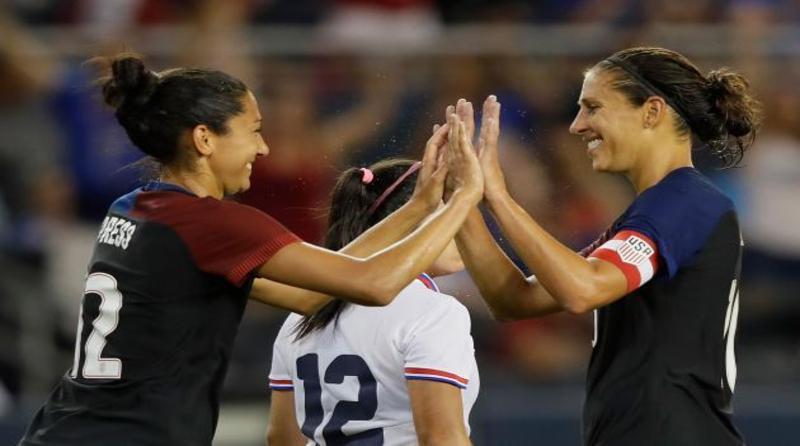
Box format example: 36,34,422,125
191,125,214,157
642,96,666,129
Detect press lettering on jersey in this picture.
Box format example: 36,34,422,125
97,216,137,250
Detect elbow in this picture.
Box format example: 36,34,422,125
561,299,593,315
265,428,280,446
559,287,599,315
487,306,519,322
418,430,470,446
365,287,396,307
357,280,397,307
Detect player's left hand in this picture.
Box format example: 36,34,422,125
411,122,449,212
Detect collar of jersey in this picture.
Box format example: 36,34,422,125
416,273,439,292
143,180,197,196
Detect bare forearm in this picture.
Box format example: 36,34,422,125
456,207,562,320
487,191,604,313
250,199,431,313
365,188,479,300
341,197,431,257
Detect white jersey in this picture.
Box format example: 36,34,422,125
269,274,479,446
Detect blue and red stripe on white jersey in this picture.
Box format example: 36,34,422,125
588,229,660,292
269,278,478,444
404,367,468,389
416,273,439,292
269,378,293,391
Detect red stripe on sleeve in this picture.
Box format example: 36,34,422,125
404,367,469,385
591,247,642,292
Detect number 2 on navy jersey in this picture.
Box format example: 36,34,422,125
297,353,383,445
70,273,123,379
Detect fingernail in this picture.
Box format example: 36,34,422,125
489,95,497,101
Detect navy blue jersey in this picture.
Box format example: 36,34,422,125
19,182,299,446
582,168,744,446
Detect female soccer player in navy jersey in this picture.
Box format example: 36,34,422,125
18,54,482,446
455,47,761,445
267,115,478,446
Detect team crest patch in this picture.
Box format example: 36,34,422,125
617,235,655,266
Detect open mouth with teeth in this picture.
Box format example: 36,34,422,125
587,138,602,152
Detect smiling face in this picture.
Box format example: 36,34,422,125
569,69,648,173
207,91,269,195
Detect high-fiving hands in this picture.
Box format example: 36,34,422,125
474,95,508,202
444,108,484,204
441,95,506,203
413,95,505,208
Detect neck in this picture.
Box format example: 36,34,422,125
160,166,223,199
626,138,693,194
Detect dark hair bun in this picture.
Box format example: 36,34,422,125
706,68,758,138
102,54,159,110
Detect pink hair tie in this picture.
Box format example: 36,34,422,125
359,168,374,184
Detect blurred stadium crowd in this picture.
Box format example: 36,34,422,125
1,0,798,443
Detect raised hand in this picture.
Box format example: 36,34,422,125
445,112,483,204
476,95,507,202
456,98,476,142
411,123,450,211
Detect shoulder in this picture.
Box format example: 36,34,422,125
627,168,734,225
620,168,737,276
131,192,284,228
386,281,471,340
274,313,304,348
391,280,469,320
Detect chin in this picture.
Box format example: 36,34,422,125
591,157,616,173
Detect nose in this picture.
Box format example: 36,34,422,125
257,134,269,157
569,109,587,135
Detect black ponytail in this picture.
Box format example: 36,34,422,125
294,159,419,340
96,52,249,166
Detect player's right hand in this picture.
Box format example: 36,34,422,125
476,95,508,202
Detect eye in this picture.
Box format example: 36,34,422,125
586,104,600,115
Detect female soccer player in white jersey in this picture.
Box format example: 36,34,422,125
267,115,478,446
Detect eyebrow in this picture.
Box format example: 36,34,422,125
577,97,599,107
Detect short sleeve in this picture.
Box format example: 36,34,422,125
402,299,474,389
190,200,300,286
136,192,301,287
615,169,734,278
269,318,295,392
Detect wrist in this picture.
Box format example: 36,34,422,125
402,195,433,218
485,187,512,213
455,184,483,205
410,195,441,216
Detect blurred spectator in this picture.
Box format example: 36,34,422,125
318,0,442,51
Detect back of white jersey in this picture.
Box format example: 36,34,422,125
269,277,479,446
